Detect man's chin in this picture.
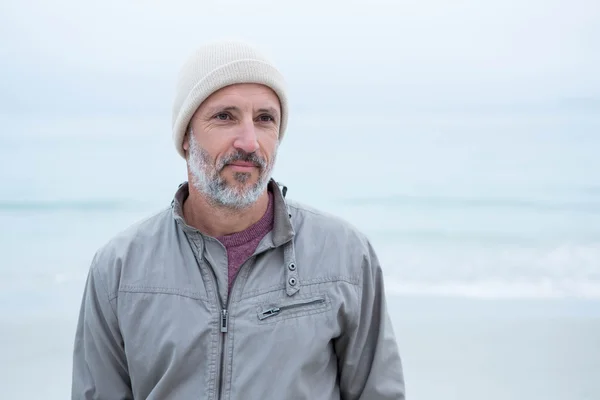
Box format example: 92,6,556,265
212,187,263,209
220,170,261,186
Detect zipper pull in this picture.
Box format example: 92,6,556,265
221,309,228,333
259,307,281,320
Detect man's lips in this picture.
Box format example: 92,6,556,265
226,161,259,171
229,161,257,167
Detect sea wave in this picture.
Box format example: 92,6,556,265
0,199,138,213
2,223,598,299
376,241,600,299
7,272,600,300
368,228,600,246
341,194,600,214
385,279,600,299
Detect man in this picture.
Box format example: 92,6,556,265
72,39,405,399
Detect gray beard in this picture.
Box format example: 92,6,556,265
187,134,277,210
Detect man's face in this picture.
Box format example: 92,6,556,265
183,83,281,209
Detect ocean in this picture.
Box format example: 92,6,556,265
1,108,599,399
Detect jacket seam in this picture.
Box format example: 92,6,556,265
92,265,120,320
287,203,323,217
117,285,210,302
303,276,360,286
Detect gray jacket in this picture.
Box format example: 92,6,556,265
72,180,405,399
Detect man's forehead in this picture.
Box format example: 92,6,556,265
203,103,279,114
210,83,277,98
201,87,280,111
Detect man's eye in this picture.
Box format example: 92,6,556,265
258,115,274,122
215,113,230,121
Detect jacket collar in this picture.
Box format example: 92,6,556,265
171,179,294,246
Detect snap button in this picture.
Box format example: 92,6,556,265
288,262,296,271
288,277,297,286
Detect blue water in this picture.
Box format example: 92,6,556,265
1,110,600,300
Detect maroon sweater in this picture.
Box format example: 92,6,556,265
216,190,274,294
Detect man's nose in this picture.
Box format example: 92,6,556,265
233,118,260,154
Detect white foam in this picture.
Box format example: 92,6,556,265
378,241,600,299
384,279,600,299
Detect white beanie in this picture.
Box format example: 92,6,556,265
171,40,289,159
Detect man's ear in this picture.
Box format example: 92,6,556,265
183,126,191,152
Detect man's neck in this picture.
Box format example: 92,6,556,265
182,186,270,238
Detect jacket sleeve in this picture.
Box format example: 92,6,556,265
71,255,133,399
334,240,406,400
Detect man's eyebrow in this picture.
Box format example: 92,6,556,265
205,105,240,115
257,107,280,117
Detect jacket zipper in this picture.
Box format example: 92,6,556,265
221,309,228,333
218,308,228,399
208,255,255,399
258,297,326,320
202,255,228,400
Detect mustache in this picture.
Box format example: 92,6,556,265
217,151,267,170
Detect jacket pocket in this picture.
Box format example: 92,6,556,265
256,294,329,323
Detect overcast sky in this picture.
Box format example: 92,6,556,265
1,0,599,116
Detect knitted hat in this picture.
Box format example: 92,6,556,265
171,39,289,159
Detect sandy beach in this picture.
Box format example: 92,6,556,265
2,289,599,400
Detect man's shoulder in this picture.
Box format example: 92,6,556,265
286,199,370,246
286,199,381,282
90,206,173,271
